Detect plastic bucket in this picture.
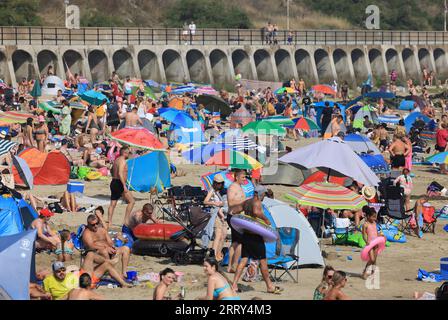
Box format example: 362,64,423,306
441,257,448,277
126,271,138,281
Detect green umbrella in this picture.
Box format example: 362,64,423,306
242,120,286,136
30,80,41,98
263,116,295,126
131,85,157,100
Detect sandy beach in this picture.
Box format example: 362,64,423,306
32,136,448,300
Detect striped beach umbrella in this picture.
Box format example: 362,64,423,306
285,182,367,210
293,117,320,131
0,139,17,157
205,149,263,170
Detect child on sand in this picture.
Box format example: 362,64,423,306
56,230,74,262
361,207,384,279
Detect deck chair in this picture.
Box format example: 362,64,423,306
422,205,442,233
380,185,413,234
268,227,300,283
72,224,87,267
331,218,354,245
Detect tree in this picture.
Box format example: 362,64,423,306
0,0,42,26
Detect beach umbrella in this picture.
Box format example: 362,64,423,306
214,129,243,142
293,117,320,131
168,97,184,110
263,116,295,127
110,127,165,150
170,86,195,95
194,86,218,95
363,91,395,100
358,154,390,174
275,87,296,95
79,90,109,106
302,170,353,187
427,152,448,164
205,149,263,170
159,108,194,128
312,85,336,96
286,182,367,210
0,139,17,157
352,105,378,129
279,137,380,186
196,94,232,117
30,80,41,98
242,121,286,136
343,133,382,155
12,156,33,189
144,80,160,88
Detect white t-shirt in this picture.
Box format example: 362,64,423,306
124,82,132,94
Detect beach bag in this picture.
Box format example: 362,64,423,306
243,260,259,282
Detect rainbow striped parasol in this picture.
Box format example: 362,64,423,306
205,149,263,170
285,182,367,210
293,117,320,131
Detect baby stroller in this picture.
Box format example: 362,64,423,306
162,205,213,265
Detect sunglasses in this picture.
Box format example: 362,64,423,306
89,222,99,227
56,268,66,273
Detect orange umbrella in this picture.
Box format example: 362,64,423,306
168,97,184,110
312,85,337,96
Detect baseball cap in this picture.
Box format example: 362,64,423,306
254,185,268,196
52,261,65,272
213,175,225,183
39,208,54,217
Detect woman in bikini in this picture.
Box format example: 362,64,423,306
85,105,101,143
200,258,240,300
153,268,182,300
23,117,35,148
33,116,48,153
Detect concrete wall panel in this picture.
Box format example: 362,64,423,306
12,50,35,81
210,49,232,85
186,49,209,83
232,49,253,80
138,49,161,82
162,49,186,83
314,49,333,83
113,49,135,79
88,50,109,83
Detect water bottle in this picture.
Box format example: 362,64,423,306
180,286,186,300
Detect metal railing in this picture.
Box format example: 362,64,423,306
0,26,447,46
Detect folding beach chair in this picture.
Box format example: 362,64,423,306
422,205,442,234
268,227,300,283
379,184,413,234
72,224,87,267
331,218,354,245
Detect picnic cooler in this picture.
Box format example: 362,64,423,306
442,258,448,277
67,181,85,194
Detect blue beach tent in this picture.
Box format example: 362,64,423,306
0,195,38,237
127,152,171,193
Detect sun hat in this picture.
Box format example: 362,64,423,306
361,186,376,200
39,208,54,217
52,261,65,272
213,175,225,183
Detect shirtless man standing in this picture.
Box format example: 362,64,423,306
82,214,131,279
125,106,143,127
226,169,247,273
107,147,135,229
388,133,410,170
378,124,389,151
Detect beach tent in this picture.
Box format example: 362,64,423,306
263,198,324,267
230,106,255,129
323,119,347,139
404,112,431,133
0,229,37,300
353,105,378,129
261,162,311,186
0,194,37,237
41,76,65,96
127,152,171,193
14,148,70,185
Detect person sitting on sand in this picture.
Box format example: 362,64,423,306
31,208,61,251
67,273,105,300
56,230,74,262
122,203,160,249
324,271,350,300
83,143,108,169
43,261,79,300
153,268,181,300
82,214,131,279
313,266,335,300
199,258,240,300
411,196,428,239
60,190,79,213
414,282,448,300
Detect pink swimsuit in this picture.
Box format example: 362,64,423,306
365,223,378,244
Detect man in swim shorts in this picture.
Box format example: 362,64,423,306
231,198,282,295
107,146,135,229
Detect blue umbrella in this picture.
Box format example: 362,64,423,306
144,80,160,87
404,112,431,133
79,90,109,106
343,133,382,155
363,91,395,99
159,109,194,128
358,154,390,174
182,143,228,164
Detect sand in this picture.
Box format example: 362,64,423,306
31,134,448,301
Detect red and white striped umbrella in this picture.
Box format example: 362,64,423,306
194,86,218,95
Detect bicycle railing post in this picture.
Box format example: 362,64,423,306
238,29,240,45
203,29,205,45
228,29,230,45
69,28,72,45
151,29,154,45
138,28,141,45
15,27,17,45
28,27,31,45
97,28,99,45
216,29,218,45
127,29,129,46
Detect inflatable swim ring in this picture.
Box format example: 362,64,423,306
133,224,184,241
379,224,406,243
360,236,386,261
230,214,278,243
86,171,102,181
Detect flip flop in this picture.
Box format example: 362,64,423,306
267,286,283,294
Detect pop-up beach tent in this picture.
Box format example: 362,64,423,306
263,197,324,267
127,152,171,193
0,194,38,237
0,229,37,300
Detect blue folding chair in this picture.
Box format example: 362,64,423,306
72,224,87,267
267,227,300,283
